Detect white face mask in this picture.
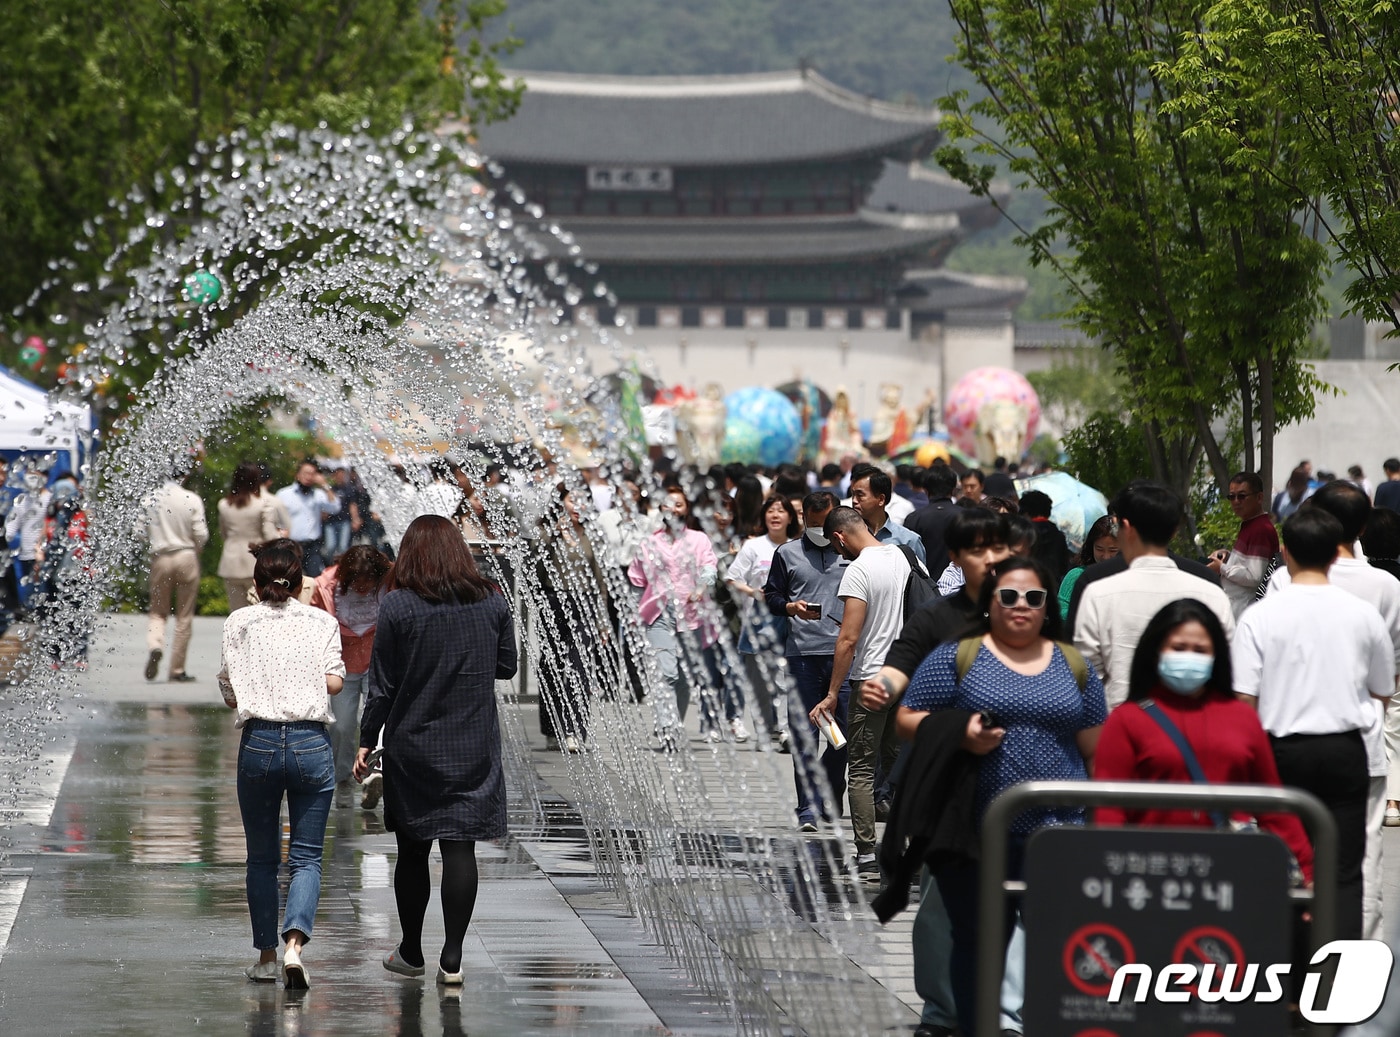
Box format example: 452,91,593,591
805,527,830,548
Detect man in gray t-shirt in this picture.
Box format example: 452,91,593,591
810,506,922,877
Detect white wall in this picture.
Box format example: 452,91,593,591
1270,360,1400,490
588,320,941,420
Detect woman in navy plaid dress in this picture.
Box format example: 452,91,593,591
355,515,518,985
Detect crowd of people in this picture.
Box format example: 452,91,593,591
69,443,1395,1029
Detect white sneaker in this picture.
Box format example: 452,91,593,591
360,772,383,809
729,718,749,743
564,735,582,754
704,728,721,743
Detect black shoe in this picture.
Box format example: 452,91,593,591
144,649,162,681
875,798,892,822
168,672,197,683
913,1024,955,1037
856,857,881,884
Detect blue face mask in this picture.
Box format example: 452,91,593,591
1157,651,1214,695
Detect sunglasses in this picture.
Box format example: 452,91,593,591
996,588,1048,609
1225,492,1259,501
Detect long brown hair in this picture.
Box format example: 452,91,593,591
335,545,393,595
392,514,493,604
226,461,263,507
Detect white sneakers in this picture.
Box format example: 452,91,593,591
282,945,309,989
244,960,278,983
563,735,582,754
729,718,749,743
360,772,383,809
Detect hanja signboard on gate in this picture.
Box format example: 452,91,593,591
1020,827,1395,1034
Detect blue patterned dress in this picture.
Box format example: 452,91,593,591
903,639,1107,833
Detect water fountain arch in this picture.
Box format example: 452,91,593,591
5,120,907,1036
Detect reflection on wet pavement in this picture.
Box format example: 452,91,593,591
0,703,678,1036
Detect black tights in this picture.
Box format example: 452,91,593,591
393,835,479,973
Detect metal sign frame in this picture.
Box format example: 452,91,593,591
975,780,1338,1037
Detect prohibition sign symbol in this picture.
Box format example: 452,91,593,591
1063,923,1136,997
1173,926,1246,994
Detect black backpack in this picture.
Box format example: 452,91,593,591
896,544,939,622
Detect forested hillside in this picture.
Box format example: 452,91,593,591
491,0,973,104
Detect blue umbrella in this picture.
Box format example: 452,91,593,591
1015,471,1108,552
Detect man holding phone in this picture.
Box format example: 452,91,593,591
763,491,848,831
1208,470,1279,619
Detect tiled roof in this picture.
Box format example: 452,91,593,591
476,70,940,167
1015,320,1095,348
532,214,957,264
902,268,1028,313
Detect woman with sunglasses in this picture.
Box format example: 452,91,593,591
897,556,1108,1034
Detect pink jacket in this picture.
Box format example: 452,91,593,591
628,528,719,636
310,567,378,675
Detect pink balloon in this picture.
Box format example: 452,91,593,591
943,367,1042,459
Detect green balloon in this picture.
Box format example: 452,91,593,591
183,270,222,305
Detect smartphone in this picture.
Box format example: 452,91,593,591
810,602,822,619
978,711,1003,730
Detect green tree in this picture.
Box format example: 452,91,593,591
0,0,520,367
1168,1,1400,333
936,0,1329,501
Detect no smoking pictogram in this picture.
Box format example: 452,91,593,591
1063,923,1136,997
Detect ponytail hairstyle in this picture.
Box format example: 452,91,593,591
254,541,304,605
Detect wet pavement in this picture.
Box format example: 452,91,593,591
6,615,1395,1035
0,617,919,1035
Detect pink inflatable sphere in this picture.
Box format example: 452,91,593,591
944,367,1042,462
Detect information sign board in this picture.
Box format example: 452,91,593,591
1023,826,1292,1036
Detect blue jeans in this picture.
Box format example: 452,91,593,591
237,720,335,950
786,655,847,823
912,866,1025,1030
322,520,351,564
329,673,364,784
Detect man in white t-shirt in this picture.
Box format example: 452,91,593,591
1263,480,1400,939
1075,481,1234,707
1236,508,1395,942
808,505,923,881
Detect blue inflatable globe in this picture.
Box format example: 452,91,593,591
720,419,764,465
723,387,802,467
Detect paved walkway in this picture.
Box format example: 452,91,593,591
2,615,1397,1035
0,617,919,1035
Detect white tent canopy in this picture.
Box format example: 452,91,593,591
0,367,93,459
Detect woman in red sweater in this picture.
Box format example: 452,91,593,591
1093,598,1313,881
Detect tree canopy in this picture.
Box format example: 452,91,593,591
1169,0,1400,332
937,0,1329,500
0,0,520,362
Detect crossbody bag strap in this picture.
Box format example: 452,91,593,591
1138,700,1228,828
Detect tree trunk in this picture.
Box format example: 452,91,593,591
1234,360,1255,473
1259,349,1276,501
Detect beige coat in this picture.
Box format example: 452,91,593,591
217,495,280,579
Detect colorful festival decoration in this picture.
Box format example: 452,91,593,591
722,387,802,467
944,367,1041,465
19,336,46,368
182,270,223,305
